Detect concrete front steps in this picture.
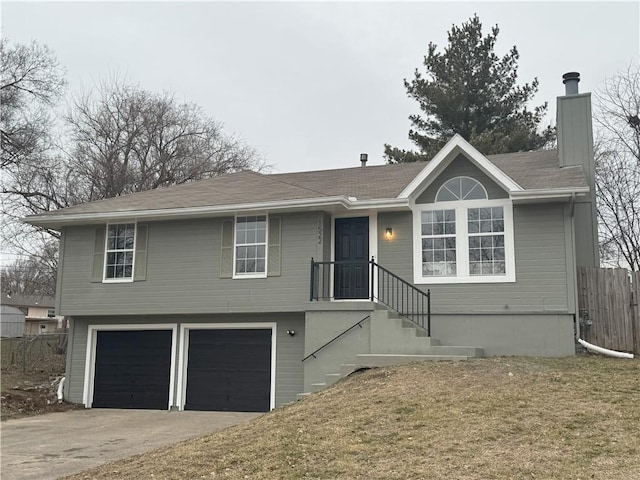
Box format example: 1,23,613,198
298,308,483,399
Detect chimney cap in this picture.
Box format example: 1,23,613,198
562,72,581,84
360,153,368,167
562,72,581,95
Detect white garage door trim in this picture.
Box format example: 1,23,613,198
176,322,277,411
82,323,178,409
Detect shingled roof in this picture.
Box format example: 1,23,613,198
2,292,55,309
24,147,588,227
488,149,586,190
269,162,425,200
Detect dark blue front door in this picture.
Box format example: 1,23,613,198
334,217,369,299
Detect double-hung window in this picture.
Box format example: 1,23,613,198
421,209,457,276
414,177,515,284
234,215,267,277
104,223,136,281
467,206,506,275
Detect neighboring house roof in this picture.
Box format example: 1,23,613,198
2,293,55,309
24,136,588,229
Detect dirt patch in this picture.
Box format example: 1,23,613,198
1,368,81,421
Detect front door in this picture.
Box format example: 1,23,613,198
334,217,369,299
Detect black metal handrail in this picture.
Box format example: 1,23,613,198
302,315,370,362
376,262,431,334
310,257,431,335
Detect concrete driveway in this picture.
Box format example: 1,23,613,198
1,409,261,480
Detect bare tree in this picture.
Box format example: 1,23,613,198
0,39,67,279
3,71,263,233
64,79,262,201
594,64,640,270
0,39,66,169
1,240,58,296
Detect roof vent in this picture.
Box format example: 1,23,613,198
562,72,580,95
360,153,368,167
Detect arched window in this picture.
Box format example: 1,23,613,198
413,175,514,283
435,176,487,202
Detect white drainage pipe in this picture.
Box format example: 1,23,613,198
578,338,634,359
57,377,65,403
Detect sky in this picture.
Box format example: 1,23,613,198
2,0,639,175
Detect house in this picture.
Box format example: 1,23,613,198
1,292,64,335
24,73,598,413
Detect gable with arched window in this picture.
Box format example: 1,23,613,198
435,176,488,202
413,175,515,284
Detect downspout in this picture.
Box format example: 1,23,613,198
570,192,576,217
569,193,580,342
577,338,634,359
57,377,65,403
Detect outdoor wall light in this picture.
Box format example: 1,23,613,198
286,330,296,336
385,227,393,239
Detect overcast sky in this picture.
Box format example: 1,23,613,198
3,1,639,174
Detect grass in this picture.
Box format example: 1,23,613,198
67,356,639,480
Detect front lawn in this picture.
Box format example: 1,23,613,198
67,356,640,480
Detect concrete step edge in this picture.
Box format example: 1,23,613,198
325,373,343,386
357,353,471,358
356,354,471,365
310,382,327,393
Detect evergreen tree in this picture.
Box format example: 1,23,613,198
385,15,554,163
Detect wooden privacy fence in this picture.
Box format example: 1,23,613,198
577,267,640,355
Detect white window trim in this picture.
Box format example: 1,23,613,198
232,214,268,279
103,222,137,283
82,323,178,410
435,175,489,202
412,198,516,284
176,322,277,411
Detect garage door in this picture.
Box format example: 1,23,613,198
185,329,271,412
92,330,172,409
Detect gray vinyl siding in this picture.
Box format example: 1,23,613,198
66,314,304,408
55,227,66,313
321,213,332,262
415,154,509,203
63,316,76,399
58,212,326,316
66,316,88,402
378,202,570,314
